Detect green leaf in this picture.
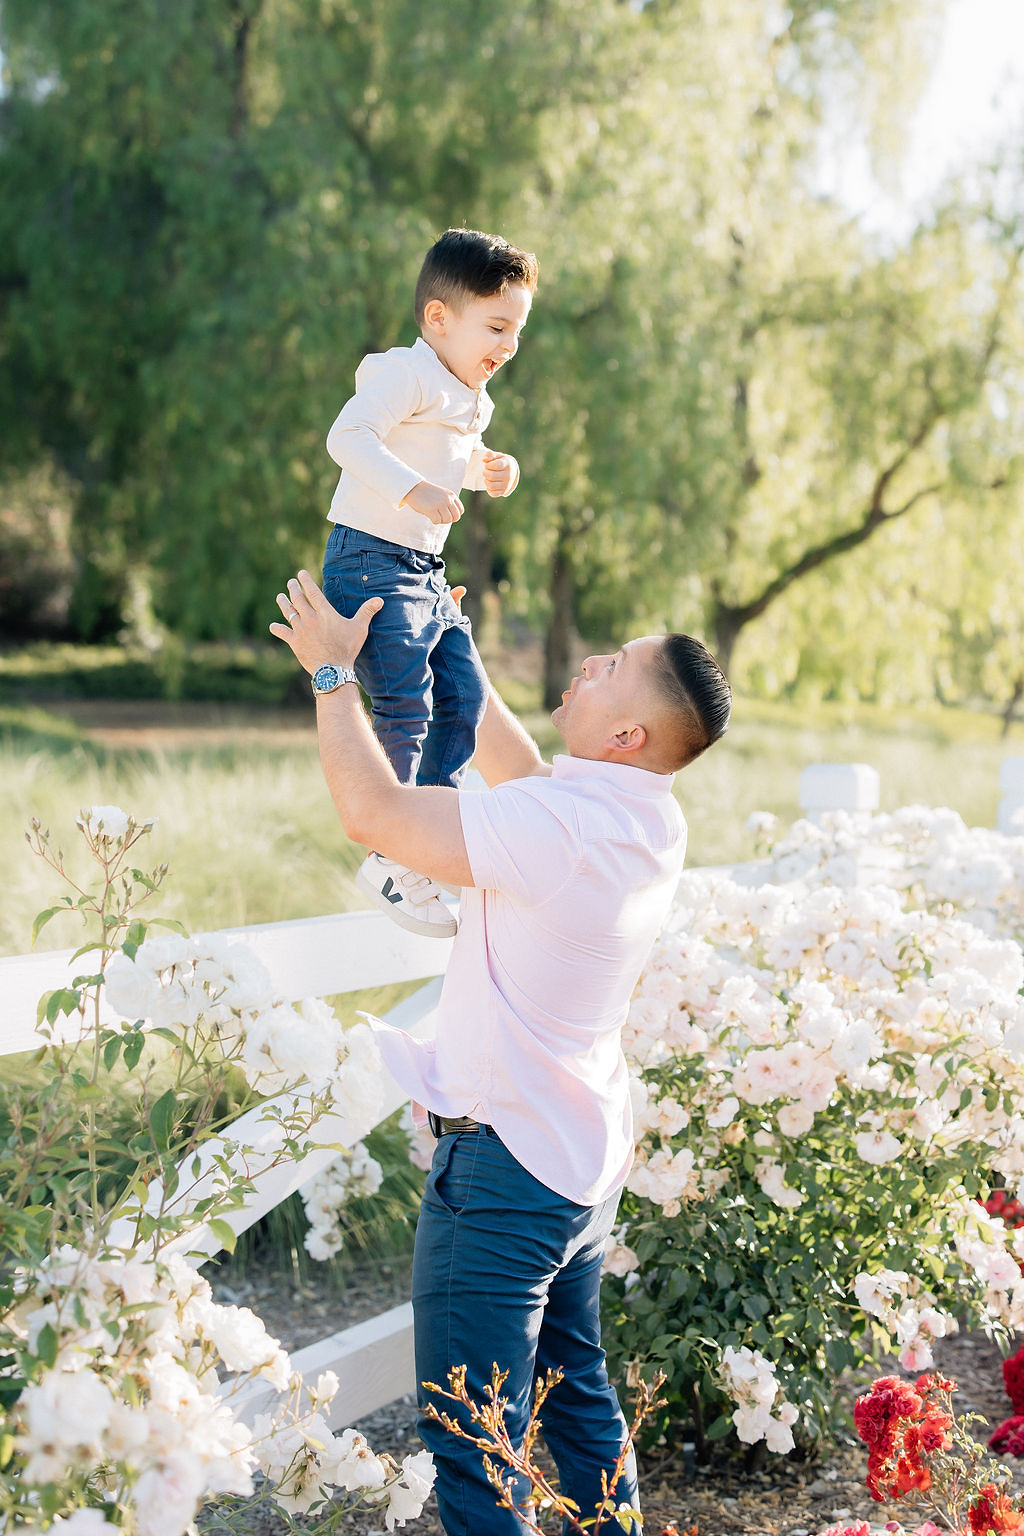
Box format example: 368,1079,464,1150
123,1032,146,1071
207,1218,238,1254
31,904,70,944
706,1413,734,1441
36,1322,58,1368
45,988,82,1024
148,1088,177,1151
103,1034,123,1071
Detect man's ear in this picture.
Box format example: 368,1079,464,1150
609,722,647,756
422,298,447,333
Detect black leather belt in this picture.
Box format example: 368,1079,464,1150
427,1111,485,1137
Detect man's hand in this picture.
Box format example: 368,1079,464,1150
481,451,518,497
270,570,381,675
402,479,464,524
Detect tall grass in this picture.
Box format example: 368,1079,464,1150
1,692,1018,958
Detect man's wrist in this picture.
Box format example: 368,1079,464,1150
311,663,359,695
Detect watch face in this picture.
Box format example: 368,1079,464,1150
312,664,340,693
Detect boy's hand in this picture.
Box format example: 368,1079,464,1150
402,479,464,524
270,570,381,674
481,452,518,497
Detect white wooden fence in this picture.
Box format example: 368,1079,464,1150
1,908,450,1431
2,757,1021,1434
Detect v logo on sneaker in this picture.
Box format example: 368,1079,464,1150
381,876,404,905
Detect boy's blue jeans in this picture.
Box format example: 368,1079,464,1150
413,1127,641,1535
322,524,487,787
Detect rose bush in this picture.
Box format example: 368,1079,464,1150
602,805,1024,1453
0,810,435,1532
812,1369,1024,1535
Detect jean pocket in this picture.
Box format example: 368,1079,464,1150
430,1134,478,1218
359,547,403,586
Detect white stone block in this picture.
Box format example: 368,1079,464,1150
999,757,1024,794
998,796,1024,837
799,762,880,815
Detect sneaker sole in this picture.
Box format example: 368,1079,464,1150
355,865,458,940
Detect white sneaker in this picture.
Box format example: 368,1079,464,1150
356,854,459,939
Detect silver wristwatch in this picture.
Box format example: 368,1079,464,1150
311,663,358,696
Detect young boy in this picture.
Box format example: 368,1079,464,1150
321,227,538,938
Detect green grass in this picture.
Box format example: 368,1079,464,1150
0,689,1018,959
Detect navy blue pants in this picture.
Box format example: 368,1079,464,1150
413,1127,640,1534
322,524,487,788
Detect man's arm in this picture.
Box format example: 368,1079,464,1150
472,684,551,786
439,582,550,787
270,571,474,887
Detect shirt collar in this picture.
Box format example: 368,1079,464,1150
412,336,488,402
551,753,676,798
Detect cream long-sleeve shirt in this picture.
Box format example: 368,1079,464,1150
325,337,519,556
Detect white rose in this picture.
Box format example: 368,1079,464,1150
764,1414,796,1454
53,1513,122,1535
329,1426,389,1493
707,1096,740,1129
384,1449,436,1528
80,804,131,840
305,1227,344,1262
732,1403,770,1444
602,1240,640,1278
776,1101,816,1138
131,1448,207,1536
854,1129,903,1165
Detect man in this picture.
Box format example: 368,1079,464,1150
270,570,731,1535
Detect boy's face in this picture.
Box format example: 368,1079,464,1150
421,283,532,390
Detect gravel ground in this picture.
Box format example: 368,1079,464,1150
207,1257,1024,1536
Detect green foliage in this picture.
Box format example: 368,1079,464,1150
0,639,301,704
224,1108,424,1284
5,0,1024,715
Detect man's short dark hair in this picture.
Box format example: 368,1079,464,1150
414,228,539,325
652,634,732,770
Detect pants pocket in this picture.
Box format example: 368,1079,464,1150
429,1133,479,1218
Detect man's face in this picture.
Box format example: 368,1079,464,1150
423,283,533,390
551,636,664,759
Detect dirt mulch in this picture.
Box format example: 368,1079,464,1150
208,1256,1024,1536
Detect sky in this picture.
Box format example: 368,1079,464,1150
824,0,1024,236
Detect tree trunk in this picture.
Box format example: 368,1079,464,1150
1002,674,1024,739
458,491,493,639
710,605,743,679
543,526,576,712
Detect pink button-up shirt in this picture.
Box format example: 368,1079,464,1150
372,754,687,1205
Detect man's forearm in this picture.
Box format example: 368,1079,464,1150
472,684,549,786
313,685,473,885
314,686,402,845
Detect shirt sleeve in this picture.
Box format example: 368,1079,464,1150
325,353,425,506
462,446,488,492
458,781,581,905
463,447,521,495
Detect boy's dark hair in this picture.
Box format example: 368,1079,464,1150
652,634,732,770
414,228,539,325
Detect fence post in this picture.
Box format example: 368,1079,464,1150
999,758,1024,836
798,763,880,825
